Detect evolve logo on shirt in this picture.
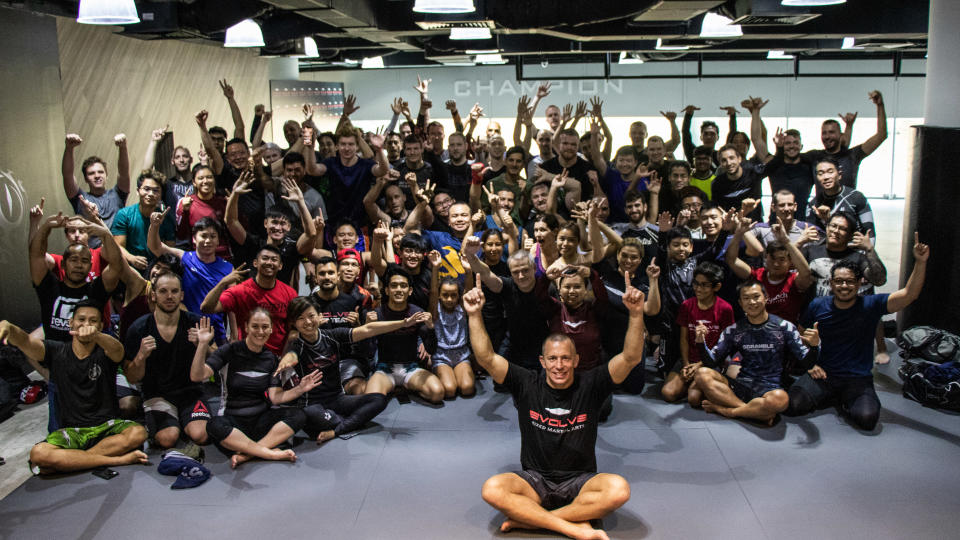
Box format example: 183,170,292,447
528,408,588,433
50,295,89,333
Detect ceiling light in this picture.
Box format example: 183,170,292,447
412,0,476,14
291,37,319,58
465,48,499,54
77,0,140,25
656,39,689,51
618,52,644,65
361,56,385,69
842,37,863,50
475,53,506,64
781,0,846,5
767,50,794,60
224,19,264,48
450,27,491,40
699,12,742,38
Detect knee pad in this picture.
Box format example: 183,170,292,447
785,387,814,416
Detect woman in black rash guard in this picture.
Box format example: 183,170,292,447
277,297,429,443
193,310,311,469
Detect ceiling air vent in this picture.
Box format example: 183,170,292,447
732,13,820,26
415,19,495,30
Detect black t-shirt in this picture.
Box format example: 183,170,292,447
503,363,614,482
499,276,552,358
41,340,119,428
712,166,764,222
284,327,353,405
124,312,203,401
540,156,596,201
802,242,872,298
444,161,472,203
374,304,436,365
206,340,280,417
763,153,814,220
803,146,867,190
239,234,300,287
395,161,435,210
312,288,373,359
216,164,266,236
34,272,109,343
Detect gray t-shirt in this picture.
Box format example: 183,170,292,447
70,185,128,248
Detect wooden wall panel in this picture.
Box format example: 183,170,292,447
57,18,272,194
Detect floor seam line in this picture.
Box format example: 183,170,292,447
706,425,770,540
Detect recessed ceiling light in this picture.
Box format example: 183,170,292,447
767,50,795,59
618,52,644,65
656,39,689,51
700,12,743,38
842,37,863,50
361,56,385,69
475,53,506,64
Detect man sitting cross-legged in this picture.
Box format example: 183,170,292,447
689,279,820,425
466,277,647,540
0,301,148,474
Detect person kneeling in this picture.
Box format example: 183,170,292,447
1,302,148,474
690,279,819,425
192,311,310,468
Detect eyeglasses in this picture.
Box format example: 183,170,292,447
692,280,715,289
831,278,858,286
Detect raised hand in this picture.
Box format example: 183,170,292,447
218,79,235,99
536,82,551,99
226,263,250,286
462,284,485,315
233,169,255,194
471,209,485,228
196,317,215,345
413,75,431,96
280,177,304,204
647,170,661,193
682,105,701,115
551,168,570,190
622,282,646,315
445,100,458,112
517,95,532,116
772,127,785,148
849,231,874,252
839,111,858,125
297,370,323,393
868,90,884,106
151,126,168,142
659,110,677,122
372,221,389,242
481,184,499,209
912,231,930,262
461,235,481,256
29,197,45,223
646,257,660,280
195,110,209,128
802,322,820,348
796,225,820,247
815,205,832,224
589,96,604,118
114,133,127,147
741,198,759,217
469,103,483,121
390,97,405,115
676,208,691,227
342,94,359,117
65,133,83,148
369,132,385,150
561,103,573,123
772,216,790,243
420,178,436,203
720,106,739,116
427,250,443,267
150,207,171,227
574,100,588,119
69,322,99,341
303,103,315,121
658,211,673,232
404,310,432,327
254,104,265,116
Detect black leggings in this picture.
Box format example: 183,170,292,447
303,393,388,437
786,374,881,430
206,407,306,445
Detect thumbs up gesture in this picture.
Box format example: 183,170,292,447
802,322,821,347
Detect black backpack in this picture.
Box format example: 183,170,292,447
897,326,960,411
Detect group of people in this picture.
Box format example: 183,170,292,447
0,76,929,539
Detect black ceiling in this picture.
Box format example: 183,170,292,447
13,0,929,70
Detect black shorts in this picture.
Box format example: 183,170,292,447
144,395,212,435
728,376,781,403
516,470,596,510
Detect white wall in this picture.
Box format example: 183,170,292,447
298,59,926,199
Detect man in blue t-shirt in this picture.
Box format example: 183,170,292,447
405,194,474,281
789,234,928,430
148,216,232,343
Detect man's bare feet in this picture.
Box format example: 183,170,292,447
267,448,297,462
230,453,250,469
500,518,535,532
572,522,609,540
701,400,736,419
875,352,890,365
316,430,336,444
118,450,149,466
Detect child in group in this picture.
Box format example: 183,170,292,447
427,250,475,399
662,261,735,402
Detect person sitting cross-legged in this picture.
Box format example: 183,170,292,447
689,279,820,425
0,301,148,474
466,280,647,540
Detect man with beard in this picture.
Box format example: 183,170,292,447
681,106,721,167
111,169,176,268
148,215,233,344
225,173,320,288
711,145,764,223
311,257,375,395
201,245,298,356
61,133,131,243
266,153,327,228
440,133,472,204
789,235,927,430
364,170,409,226
385,132,403,164
611,189,659,268
589,138,647,224
539,129,592,208
123,272,211,448
753,120,814,220
751,190,817,249
802,91,887,190
395,136,434,209
802,212,885,298
523,183,552,238
806,157,875,239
